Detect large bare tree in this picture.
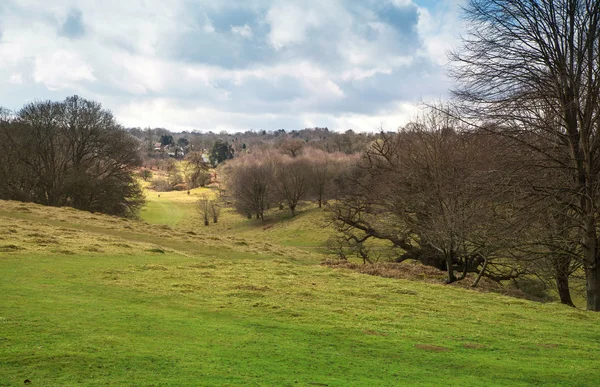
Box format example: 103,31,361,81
225,153,275,220
330,108,519,284
451,0,600,310
0,96,144,217
273,155,311,216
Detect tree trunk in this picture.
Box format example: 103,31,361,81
472,256,488,288
582,209,600,310
290,205,296,216
213,216,218,223
445,251,456,284
556,270,574,307
586,265,600,311
552,254,574,307
204,219,209,226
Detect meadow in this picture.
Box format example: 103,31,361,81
1,190,600,386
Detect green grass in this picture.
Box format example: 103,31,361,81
2,199,600,386
140,187,335,248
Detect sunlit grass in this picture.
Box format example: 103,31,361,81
140,185,336,248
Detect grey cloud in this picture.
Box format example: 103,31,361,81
59,8,85,39
169,28,275,69
375,2,420,35
206,7,260,33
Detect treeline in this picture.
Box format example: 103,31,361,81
219,106,584,307
0,96,144,217
221,148,356,219
330,107,581,304
130,125,377,162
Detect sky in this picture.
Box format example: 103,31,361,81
0,0,464,132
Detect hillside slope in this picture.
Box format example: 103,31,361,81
1,200,599,386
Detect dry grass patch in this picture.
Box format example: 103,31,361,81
322,259,538,300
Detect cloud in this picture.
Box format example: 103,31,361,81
34,50,96,91
59,8,85,39
231,24,253,39
416,0,464,66
265,2,323,50
0,0,464,131
9,73,22,84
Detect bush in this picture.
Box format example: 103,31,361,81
153,178,173,192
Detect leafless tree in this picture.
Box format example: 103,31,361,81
304,148,355,208
209,193,222,224
273,155,310,216
0,96,144,217
225,153,275,220
197,194,210,226
331,107,522,284
278,138,305,158
451,0,600,310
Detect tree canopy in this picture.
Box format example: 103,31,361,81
0,96,144,217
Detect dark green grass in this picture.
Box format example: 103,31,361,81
2,250,600,386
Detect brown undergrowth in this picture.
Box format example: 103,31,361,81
322,259,543,301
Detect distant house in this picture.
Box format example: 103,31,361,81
153,142,162,151
167,147,186,158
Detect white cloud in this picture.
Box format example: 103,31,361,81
265,2,324,49
34,50,96,90
231,24,253,39
9,73,23,85
416,0,464,66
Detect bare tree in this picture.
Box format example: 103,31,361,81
304,149,354,208
278,138,305,158
451,0,600,310
197,194,210,226
225,153,275,220
331,107,521,284
0,96,144,217
209,193,222,224
273,155,310,216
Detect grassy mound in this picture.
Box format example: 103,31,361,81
1,199,599,386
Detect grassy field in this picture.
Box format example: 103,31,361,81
2,197,600,386
140,186,335,248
